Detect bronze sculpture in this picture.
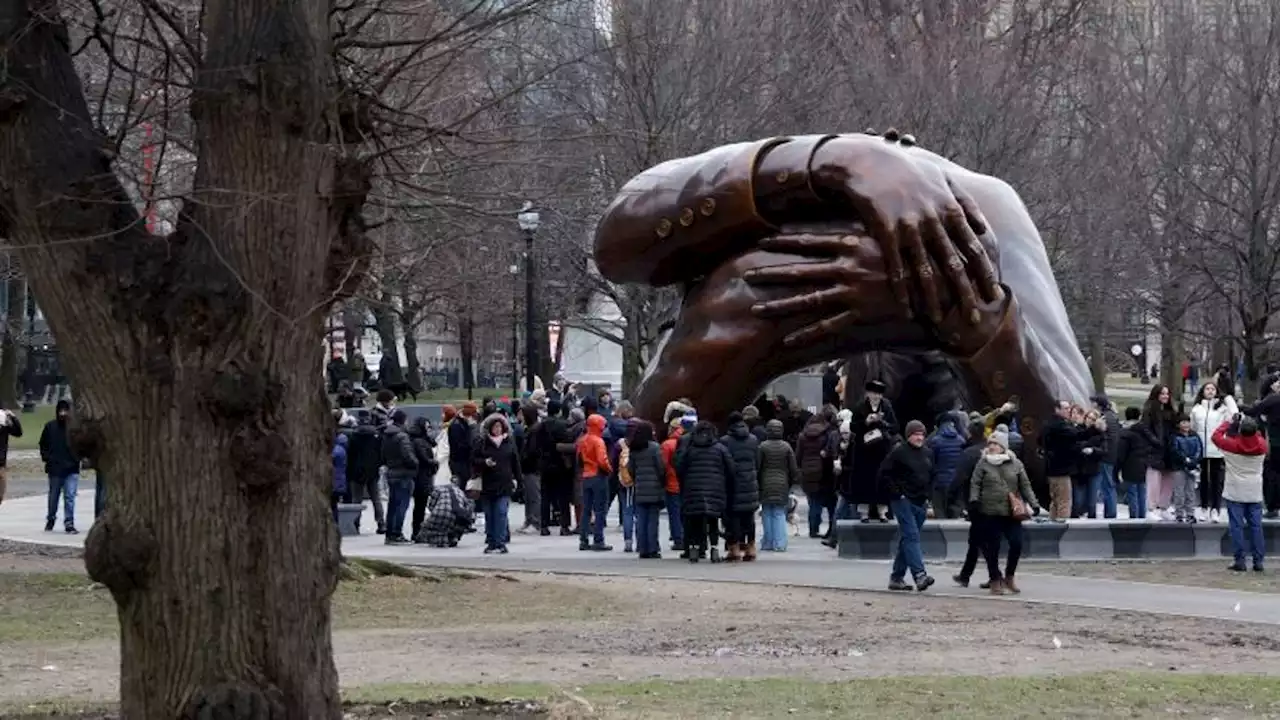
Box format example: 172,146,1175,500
593,132,1093,484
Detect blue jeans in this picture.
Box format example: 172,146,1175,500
1126,481,1148,519
761,503,788,551
665,491,684,545
636,502,662,555
581,475,608,546
1226,500,1265,568
46,473,79,528
1095,463,1117,519
1072,476,1095,519
889,496,928,581
483,495,511,549
94,472,107,519
805,490,828,536
385,477,413,538
618,487,635,545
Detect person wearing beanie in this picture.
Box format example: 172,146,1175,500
951,419,993,588
40,399,80,534
741,405,767,442
878,418,935,591
969,428,1040,594
380,409,419,544
845,379,900,523
1212,414,1267,572
758,419,799,551
441,404,458,425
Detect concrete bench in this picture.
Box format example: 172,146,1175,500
834,518,1280,561
336,503,364,537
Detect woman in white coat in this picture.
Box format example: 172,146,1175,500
1189,382,1238,522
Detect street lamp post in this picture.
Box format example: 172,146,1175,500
517,203,540,393
509,262,520,397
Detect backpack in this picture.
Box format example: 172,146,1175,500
618,441,633,487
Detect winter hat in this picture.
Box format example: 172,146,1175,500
766,419,784,434
742,405,761,420
390,409,407,425
461,401,479,417
905,420,926,438
989,430,1010,451
995,423,1010,434
442,405,457,423
664,400,694,425
865,380,888,394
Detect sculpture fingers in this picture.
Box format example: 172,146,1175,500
948,176,990,236
757,232,857,256
903,219,942,324
927,211,982,325
878,226,911,318
944,205,1003,307
750,287,850,318
782,309,860,348
743,261,847,286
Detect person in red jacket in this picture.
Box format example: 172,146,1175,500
661,418,686,552
1211,416,1267,572
577,414,613,551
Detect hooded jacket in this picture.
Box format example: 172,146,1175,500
757,420,798,506
628,439,667,505
39,416,78,478
796,417,832,495
381,421,418,481
472,414,521,497
720,421,761,513
577,414,612,478
1190,395,1239,460
347,417,382,489
676,422,733,516
332,433,349,495
1212,421,1267,504
408,418,439,492
660,426,684,494
1114,420,1150,489
926,421,966,488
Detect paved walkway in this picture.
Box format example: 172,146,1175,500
3,490,1278,626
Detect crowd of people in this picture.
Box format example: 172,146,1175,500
331,368,1273,593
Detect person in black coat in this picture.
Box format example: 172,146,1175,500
1042,401,1082,521
822,363,842,408
39,400,80,534
1138,385,1178,519
676,421,735,563
845,380,900,522
447,402,479,487
408,417,439,540
720,412,761,561
534,400,575,535
628,421,667,559
1071,410,1106,518
878,420,935,591
381,410,419,545
1114,406,1150,518
950,420,992,588
346,409,385,534
472,413,521,553
0,406,23,508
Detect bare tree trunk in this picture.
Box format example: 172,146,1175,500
1088,330,1106,395
370,300,401,384
621,308,644,396
0,275,26,408
0,2,363,715
459,314,475,394
401,309,421,392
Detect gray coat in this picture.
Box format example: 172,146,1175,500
756,421,798,507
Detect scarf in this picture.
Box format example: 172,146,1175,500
984,452,1011,466
489,433,507,447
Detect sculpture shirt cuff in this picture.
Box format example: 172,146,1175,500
753,135,840,223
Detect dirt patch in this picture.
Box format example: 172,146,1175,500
0,540,84,574
4,570,1280,708
1,698,551,720
1022,559,1279,594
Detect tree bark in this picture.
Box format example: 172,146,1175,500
370,297,401,384
400,308,421,392
459,313,475,393
0,274,26,408
0,2,365,716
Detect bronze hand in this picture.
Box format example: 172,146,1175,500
804,135,1003,324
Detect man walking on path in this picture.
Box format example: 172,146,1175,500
881,420,936,592
40,400,80,534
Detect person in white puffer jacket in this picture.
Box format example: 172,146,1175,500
1189,382,1238,523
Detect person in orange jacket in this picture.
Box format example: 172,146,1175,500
661,415,694,552
577,414,613,551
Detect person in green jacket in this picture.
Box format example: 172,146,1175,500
757,420,799,551
968,430,1041,595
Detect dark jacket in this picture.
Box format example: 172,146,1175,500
408,419,439,492
676,422,733,517
1042,416,1081,477
628,441,667,506
370,402,395,427
1170,432,1204,473
381,422,418,482
878,440,933,505
1073,427,1105,479
1137,409,1177,471
844,397,899,503
757,421,799,507
1115,421,1151,489
1100,409,1121,465
795,418,832,496
332,434,349,495
927,421,966,489
347,420,382,489
39,419,78,478
721,421,761,513
0,412,24,467
947,443,986,510
1242,393,1280,451
534,415,573,477
472,414,521,498
447,417,476,478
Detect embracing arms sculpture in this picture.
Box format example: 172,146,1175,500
593,132,1093,482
